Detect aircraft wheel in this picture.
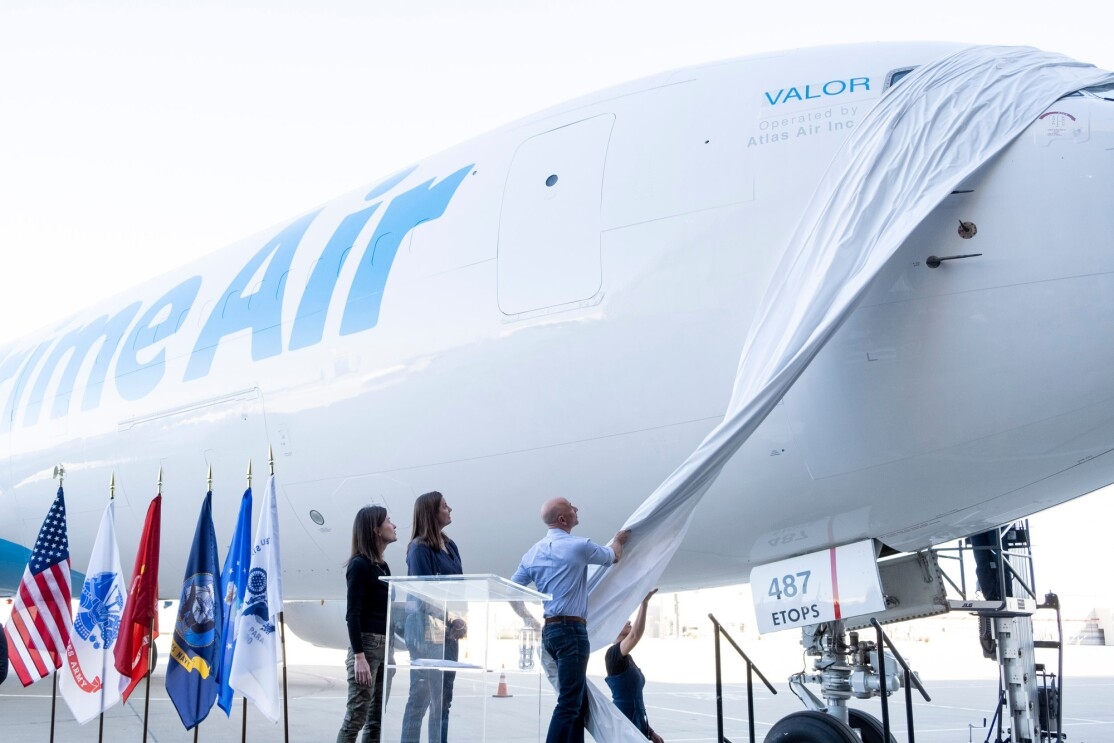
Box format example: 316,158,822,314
765,711,860,742
847,709,898,743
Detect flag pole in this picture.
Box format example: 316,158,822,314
240,461,252,743
272,448,290,743
51,672,59,743
197,465,212,743
97,473,115,743
50,463,64,743
141,467,162,743
141,620,153,738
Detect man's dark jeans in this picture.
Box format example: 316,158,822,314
542,620,590,743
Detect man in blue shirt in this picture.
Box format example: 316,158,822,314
511,497,630,743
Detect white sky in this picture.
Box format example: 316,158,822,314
1,1,1111,614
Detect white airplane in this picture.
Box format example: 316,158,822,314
2,39,1113,735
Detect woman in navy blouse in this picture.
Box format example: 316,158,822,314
401,491,466,742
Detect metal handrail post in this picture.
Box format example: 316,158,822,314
875,621,892,741
905,665,915,743
714,620,725,743
746,662,756,743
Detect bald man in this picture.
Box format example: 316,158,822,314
511,498,630,743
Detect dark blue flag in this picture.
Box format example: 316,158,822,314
166,492,223,730
217,487,252,715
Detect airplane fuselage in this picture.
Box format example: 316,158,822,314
2,42,1113,620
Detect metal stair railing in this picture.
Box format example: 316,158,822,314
709,613,778,743
871,618,932,743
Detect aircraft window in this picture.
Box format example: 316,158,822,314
885,67,917,90
545,174,558,187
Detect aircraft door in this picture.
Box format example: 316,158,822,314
497,114,614,315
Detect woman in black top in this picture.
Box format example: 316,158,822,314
401,491,466,743
337,505,398,743
605,589,664,742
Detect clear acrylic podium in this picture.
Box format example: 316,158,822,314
380,574,551,742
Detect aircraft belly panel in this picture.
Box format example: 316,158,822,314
785,272,1114,481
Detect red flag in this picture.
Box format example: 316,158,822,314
2,487,72,687
114,494,162,701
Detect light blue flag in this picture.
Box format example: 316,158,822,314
217,488,252,715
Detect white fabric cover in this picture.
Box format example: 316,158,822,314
570,45,1114,741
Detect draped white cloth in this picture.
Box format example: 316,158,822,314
568,45,1114,741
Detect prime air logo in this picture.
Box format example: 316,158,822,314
763,77,870,106
0,163,473,431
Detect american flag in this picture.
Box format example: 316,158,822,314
2,486,73,686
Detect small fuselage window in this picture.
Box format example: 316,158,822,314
885,66,917,90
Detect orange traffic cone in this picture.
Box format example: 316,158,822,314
493,669,513,698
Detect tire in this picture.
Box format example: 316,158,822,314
765,711,860,742
847,709,899,743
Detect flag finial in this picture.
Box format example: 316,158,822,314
158,466,163,495
53,463,65,486
110,471,116,500
269,446,275,476
247,460,253,488
207,465,213,492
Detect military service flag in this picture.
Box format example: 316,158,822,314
114,493,162,701
166,492,223,730
229,475,284,723
217,487,252,715
59,500,128,724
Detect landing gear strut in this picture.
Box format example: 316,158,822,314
787,621,903,724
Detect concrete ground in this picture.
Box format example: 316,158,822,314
2,630,1113,742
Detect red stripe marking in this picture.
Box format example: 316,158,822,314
27,589,61,659
829,547,842,620
27,568,70,663
4,624,35,686
36,566,72,647
9,610,49,683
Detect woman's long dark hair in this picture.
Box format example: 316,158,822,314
349,505,390,565
411,491,446,552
